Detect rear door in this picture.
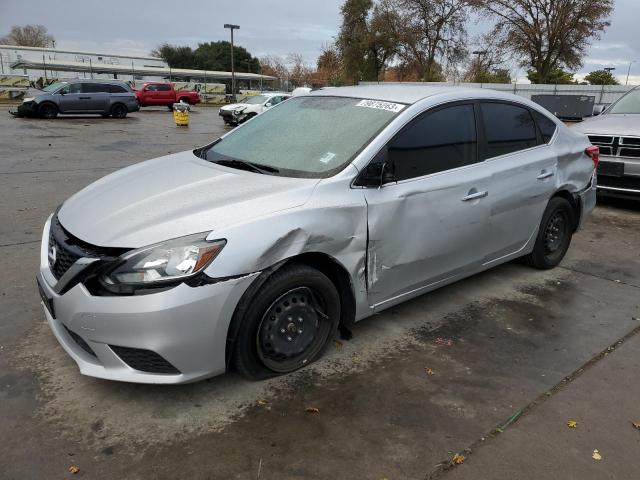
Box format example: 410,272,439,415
363,102,493,308
83,83,110,111
478,102,558,263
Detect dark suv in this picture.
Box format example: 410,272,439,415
15,79,140,119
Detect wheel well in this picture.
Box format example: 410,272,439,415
178,97,190,103
111,102,126,110
224,253,357,367
552,189,581,231
38,101,57,111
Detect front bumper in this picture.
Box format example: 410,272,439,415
37,217,259,384
11,101,39,117
597,158,640,195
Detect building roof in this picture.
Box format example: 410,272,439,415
0,44,160,62
9,58,277,81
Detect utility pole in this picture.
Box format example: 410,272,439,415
471,50,487,83
224,23,240,101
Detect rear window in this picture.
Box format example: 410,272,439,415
156,84,171,91
481,102,538,159
109,84,128,93
532,110,557,143
83,83,109,93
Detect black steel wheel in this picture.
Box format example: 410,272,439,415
110,103,128,118
39,103,58,119
524,197,575,269
232,264,340,380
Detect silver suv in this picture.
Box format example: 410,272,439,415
15,79,139,119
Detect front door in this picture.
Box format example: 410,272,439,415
57,82,84,112
363,103,492,308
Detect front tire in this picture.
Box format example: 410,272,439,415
39,103,58,119
524,197,575,269
233,265,340,380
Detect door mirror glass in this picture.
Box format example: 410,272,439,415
592,104,606,116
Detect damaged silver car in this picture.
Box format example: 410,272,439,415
37,85,597,384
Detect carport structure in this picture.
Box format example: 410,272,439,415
9,58,277,90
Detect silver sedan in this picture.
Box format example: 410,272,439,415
37,85,597,384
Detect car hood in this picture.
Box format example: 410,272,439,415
571,114,640,136
220,102,253,111
57,150,319,248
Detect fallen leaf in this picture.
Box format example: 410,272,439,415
334,340,343,350
592,449,602,461
425,367,435,376
305,407,320,414
435,337,453,347
452,453,465,465
631,421,640,430
68,465,80,474
567,420,578,428
256,399,268,406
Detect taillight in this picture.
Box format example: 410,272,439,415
585,145,599,169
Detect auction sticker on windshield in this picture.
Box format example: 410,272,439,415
355,99,406,113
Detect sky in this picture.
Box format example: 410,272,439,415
1,0,639,84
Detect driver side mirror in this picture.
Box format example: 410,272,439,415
265,102,273,108
353,150,396,187
592,104,606,116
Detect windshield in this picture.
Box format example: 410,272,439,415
607,89,640,114
243,95,269,105
42,81,66,93
204,96,403,178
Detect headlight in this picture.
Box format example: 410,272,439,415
23,97,34,103
234,107,246,114
102,233,226,287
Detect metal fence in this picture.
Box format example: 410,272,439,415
360,81,636,105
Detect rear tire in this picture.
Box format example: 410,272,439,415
232,265,340,380
523,197,575,270
110,103,127,118
39,103,58,119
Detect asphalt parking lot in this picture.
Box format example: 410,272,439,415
1,106,639,480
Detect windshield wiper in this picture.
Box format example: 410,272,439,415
214,159,279,175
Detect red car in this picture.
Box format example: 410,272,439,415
134,82,201,109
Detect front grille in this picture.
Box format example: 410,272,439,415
598,174,640,192
63,325,97,357
588,135,640,158
48,215,128,282
110,345,180,374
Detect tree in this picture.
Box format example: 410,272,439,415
527,68,575,85
287,53,314,88
379,0,471,82
152,41,260,72
0,24,54,47
315,43,344,86
584,69,619,85
151,43,196,69
336,0,396,83
474,0,613,84
463,33,511,83
259,55,289,80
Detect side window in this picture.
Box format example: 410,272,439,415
388,104,478,181
83,83,108,93
67,83,82,94
109,84,127,93
481,102,537,158
532,110,558,144
146,84,158,92
157,84,171,91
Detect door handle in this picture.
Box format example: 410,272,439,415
537,170,554,180
461,190,488,201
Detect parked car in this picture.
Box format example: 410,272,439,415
37,86,597,384
219,92,291,125
134,82,200,109
571,87,640,197
12,79,139,118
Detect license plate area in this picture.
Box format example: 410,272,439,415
598,161,625,177
37,277,55,318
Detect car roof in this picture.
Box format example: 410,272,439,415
308,84,516,105
259,91,290,96
65,78,127,84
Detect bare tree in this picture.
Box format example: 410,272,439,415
379,0,471,81
473,0,614,84
316,43,344,86
287,53,314,88
0,24,54,47
463,33,512,83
